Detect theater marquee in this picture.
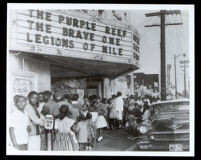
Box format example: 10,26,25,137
9,10,140,65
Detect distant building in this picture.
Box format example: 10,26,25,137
134,73,159,90
133,72,159,98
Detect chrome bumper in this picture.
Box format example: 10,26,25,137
137,140,189,151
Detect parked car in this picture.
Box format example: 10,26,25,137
136,98,189,151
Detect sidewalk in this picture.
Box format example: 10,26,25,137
92,129,135,151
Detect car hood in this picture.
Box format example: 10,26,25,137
150,111,189,132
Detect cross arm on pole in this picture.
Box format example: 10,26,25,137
145,11,162,17
144,24,160,27
176,53,186,58
180,60,189,64
144,22,183,27
145,10,181,17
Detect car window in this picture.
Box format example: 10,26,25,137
152,101,189,114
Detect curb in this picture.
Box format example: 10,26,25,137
125,141,138,151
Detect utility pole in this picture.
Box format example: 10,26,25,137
188,76,190,98
180,60,189,97
145,10,182,101
174,54,177,98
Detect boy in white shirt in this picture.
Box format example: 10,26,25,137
9,95,31,150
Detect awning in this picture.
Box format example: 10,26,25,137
13,52,139,79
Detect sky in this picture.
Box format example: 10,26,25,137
130,10,189,93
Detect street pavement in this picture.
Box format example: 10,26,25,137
92,128,136,151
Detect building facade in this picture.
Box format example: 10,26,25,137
8,9,140,107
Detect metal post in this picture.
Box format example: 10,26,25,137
47,130,51,151
184,61,186,97
45,115,54,151
180,59,188,97
160,11,166,100
174,54,177,99
188,78,190,98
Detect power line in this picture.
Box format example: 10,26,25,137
166,15,177,59
178,13,185,55
175,14,183,54
176,14,184,54
141,16,160,37
172,14,182,54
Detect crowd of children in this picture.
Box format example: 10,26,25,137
9,90,159,151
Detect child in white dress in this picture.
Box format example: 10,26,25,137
95,97,107,142
53,105,78,151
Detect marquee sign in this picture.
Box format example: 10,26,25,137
10,10,140,64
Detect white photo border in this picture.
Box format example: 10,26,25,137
6,3,195,157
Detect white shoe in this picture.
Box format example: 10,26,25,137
88,146,92,150
97,136,103,142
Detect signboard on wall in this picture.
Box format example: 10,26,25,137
10,71,38,97
10,10,140,64
14,78,32,96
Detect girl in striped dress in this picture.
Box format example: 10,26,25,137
86,112,95,150
53,105,78,151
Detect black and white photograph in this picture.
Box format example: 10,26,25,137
6,3,194,156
